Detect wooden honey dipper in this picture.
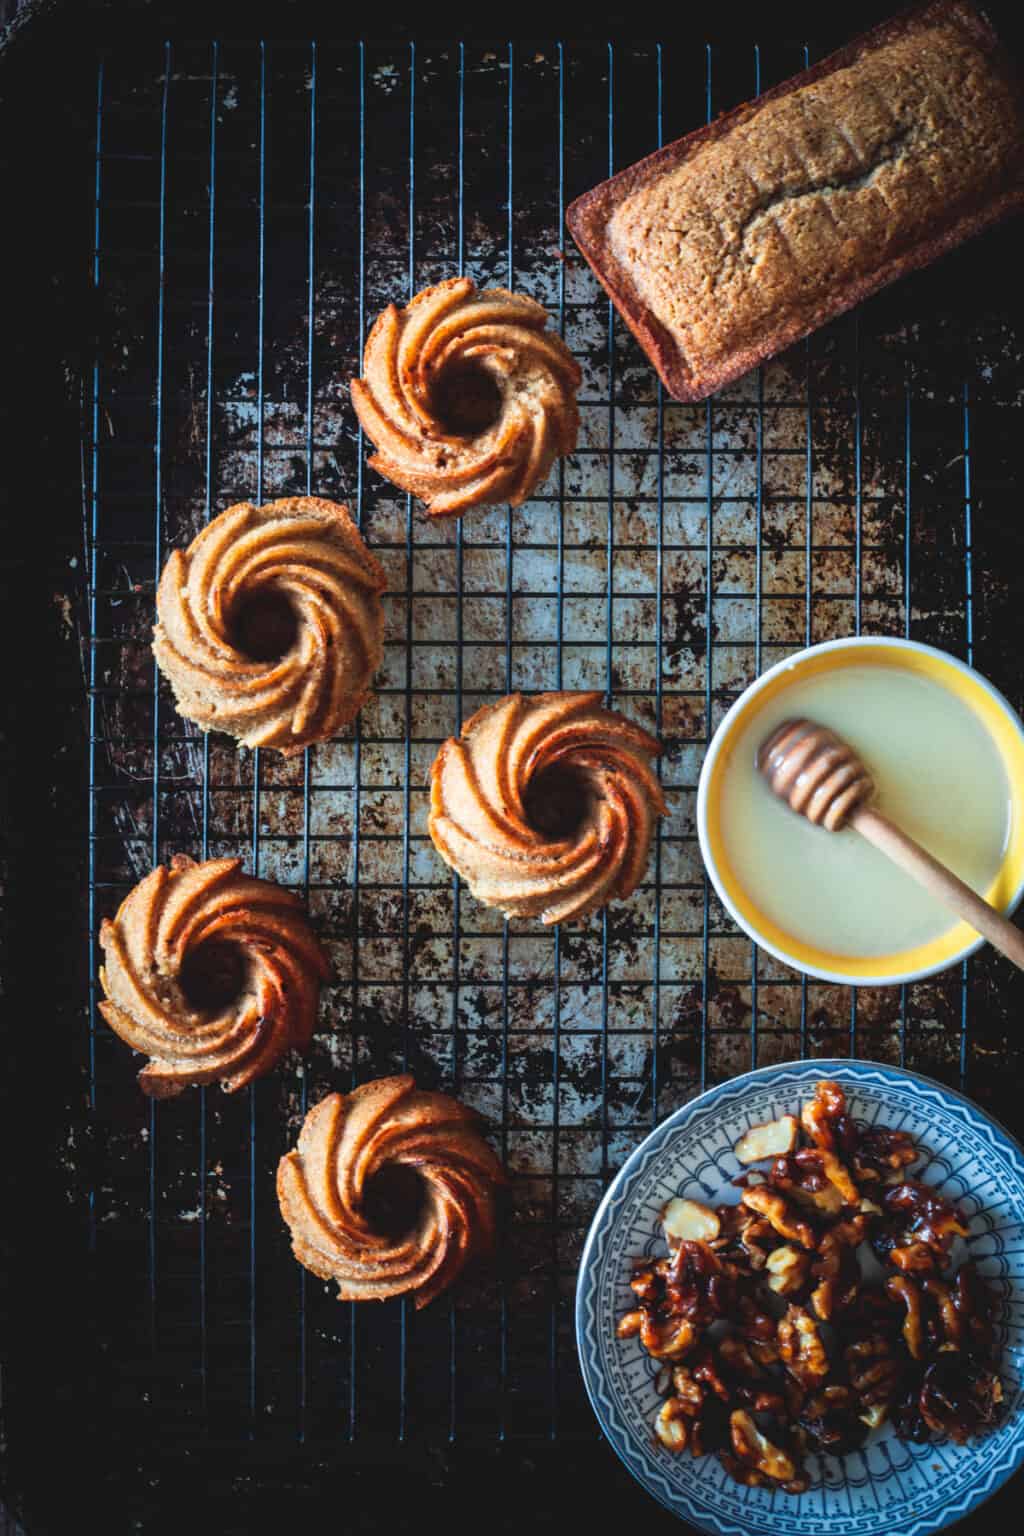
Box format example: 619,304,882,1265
757,718,1024,971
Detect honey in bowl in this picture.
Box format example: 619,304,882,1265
717,663,1012,958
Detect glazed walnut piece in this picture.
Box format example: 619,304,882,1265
886,1273,928,1360
811,1214,870,1320
884,1179,971,1258
845,1330,906,1429
778,1304,830,1390
798,1385,868,1456
800,1079,854,1152
918,1352,1004,1442
740,1184,816,1248
723,1410,809,1494
852,1125,919,1187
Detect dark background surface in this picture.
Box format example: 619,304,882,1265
4,1,1024,1531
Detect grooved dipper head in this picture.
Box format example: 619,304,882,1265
757,718,874,832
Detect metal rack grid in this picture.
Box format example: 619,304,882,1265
82,34,1019,1454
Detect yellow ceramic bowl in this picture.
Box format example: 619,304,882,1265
696,637,1024,985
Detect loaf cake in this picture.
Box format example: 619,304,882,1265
428,691,667,925
567,1,1024,402
351,277,581,517
98,854,330,1096
153,497,386,756
277,1076,507,1307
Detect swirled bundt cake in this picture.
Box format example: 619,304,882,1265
277,1076,507,1308
350,277,581,518
153,497,386,756
98,854,330,1096
428,691,667,925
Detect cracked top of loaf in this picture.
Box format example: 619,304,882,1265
566,1,1024,402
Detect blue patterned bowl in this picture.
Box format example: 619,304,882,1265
576,1060,1024,1535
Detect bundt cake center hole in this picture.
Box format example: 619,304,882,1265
179,941,247,1014
362,1164,427,1240
524,766,589,840
430,361,503,437
232,590,300,662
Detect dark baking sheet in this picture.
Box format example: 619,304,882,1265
4,3,1024,1530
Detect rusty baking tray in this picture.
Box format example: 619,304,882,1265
5,16,1024,1531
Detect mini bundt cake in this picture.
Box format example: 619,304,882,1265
428,691,667,924
98,854,329,1096
153,496,386,756
350,276,581,517
277,1075,507,1308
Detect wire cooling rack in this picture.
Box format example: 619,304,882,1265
82,34,1024,1457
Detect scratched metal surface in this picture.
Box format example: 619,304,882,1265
79,36,1024,1457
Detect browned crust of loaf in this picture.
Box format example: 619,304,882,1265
566,1,1024,402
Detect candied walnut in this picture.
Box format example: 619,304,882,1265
799,1146,860,1207
811,1215,868,1320
690,1343,731,1402
845,1331,905,1426
671,1363,706,1417
800,1080,851,1152
629,1263,663,1302
718,1451,767,1489
739,1218,779,1272
616,1310,644,1340
713,1203,777,1272
733,1293,781,1368
884,1180,970,1257
728,1410,807,1492
798,1385,868,1456
655,1396,691,1452
921,1276,963,1351
741,1184,816,1248
766,1243,811,1297
887,1274,926,1361
918,1352,1004,1443
953,1262,997,1360
778,1304,830,1388
666,1239,732,1326
735,1385,788,1417
891,1372,930,1441
889,1241,937,1274
717,1334,764,1383
639,1313,697,1361
852,1125,919,1187
769,1153,845,1218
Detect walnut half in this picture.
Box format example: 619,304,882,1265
727,1410,808,1492
778,1304,830,1389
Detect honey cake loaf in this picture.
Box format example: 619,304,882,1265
566,1,1024,402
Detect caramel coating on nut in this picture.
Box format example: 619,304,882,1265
729,1410,798,1482
887,1273,927,1361
741,1184,816,1248
778,1304,830,1388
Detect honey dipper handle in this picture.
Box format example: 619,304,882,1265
849,806,1024,972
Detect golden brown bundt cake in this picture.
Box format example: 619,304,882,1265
277,1076,507,1308
153,497,386,756
428,691,667,925
98,855,329,1096
350,276,581,518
